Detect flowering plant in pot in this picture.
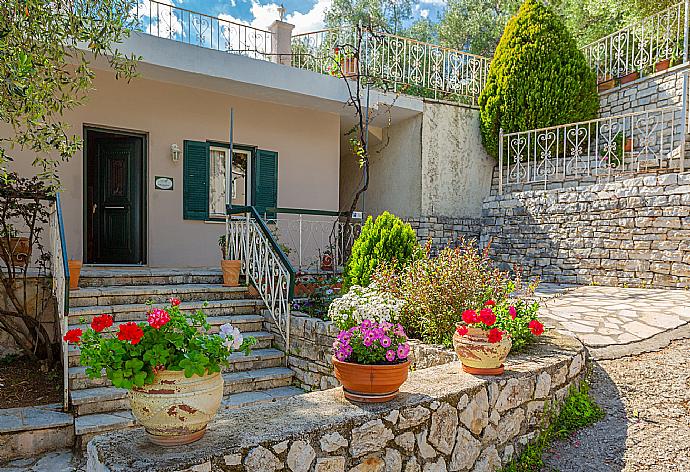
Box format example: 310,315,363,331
63,298,256,446
329,285,410,402
453,299,544,375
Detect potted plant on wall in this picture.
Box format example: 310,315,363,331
218,234,241,287
597,74,616,92
329,285,410,402
63,298,256,445
0,224,31,268
619,68,640,85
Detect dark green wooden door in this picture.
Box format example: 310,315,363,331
86,131,144,264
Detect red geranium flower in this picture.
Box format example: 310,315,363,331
456,325,469,336
509,306,517,320
479,308,496,327
461,309,478,324
118,322,144,345
63,328,82,344
487,328,503,344
170,297,181,307
484,299,496,307
529,320,544,336
90,314,113,333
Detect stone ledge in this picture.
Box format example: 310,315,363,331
87,332,585,472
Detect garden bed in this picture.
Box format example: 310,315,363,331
0,355,63,408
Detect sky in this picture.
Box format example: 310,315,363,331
171,0,448,33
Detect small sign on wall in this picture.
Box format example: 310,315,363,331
155,176,174,191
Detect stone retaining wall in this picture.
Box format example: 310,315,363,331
268,312,458,392
407,215,481,251
86,332,586,472
481,171,690,288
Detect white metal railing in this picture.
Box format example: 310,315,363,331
49,195,70,410
225,209,293,351
582,1,688,83
498,106,687,193
263,212,362,273
291,28,491,105
130,0,273,60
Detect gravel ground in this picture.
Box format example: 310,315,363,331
543,338,690,472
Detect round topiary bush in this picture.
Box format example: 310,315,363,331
478,0,599,159
343,212,418,291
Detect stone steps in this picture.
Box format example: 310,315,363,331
68,299,264,324
68,348,286,390
0,405,74,462
68,284,252,308
67,330,274,367
77,267,223,288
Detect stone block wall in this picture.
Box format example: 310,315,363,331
407,215,481,252
87,333,587,472
481,171,690,288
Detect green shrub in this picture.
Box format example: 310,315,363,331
343,212,419,291
479,0,599,159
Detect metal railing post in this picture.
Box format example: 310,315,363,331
298,214,303,272
681,70,688,171
498,128,504,196
684,0,690,62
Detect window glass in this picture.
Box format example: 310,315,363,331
209,147,250,218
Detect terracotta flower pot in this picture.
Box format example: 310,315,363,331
453,326,512,376
220,260,241,287
655,58,671,72
619,71,640,84
341,56,358,79
332,357,410,403
1,237,31,267
68,260,82,291
129,370,224,446
598,78,616,92
623,137,633,153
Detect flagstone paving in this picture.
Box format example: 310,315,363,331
536,285,690,348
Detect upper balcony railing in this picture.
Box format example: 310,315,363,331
291,28,491,105
130,0,273,60
582,1,688,84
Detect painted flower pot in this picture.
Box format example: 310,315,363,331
129,370,224,446
453,326,512,376
619,71,640,84
332,357,410,403
655,58,671,72
68,260,82,291
1,237,31,267
220,260,241,287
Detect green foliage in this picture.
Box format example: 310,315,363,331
343,212,419,291
1,0,140,188
373,240,516,347
478,0,599,159
501,381,604,472
493,299,542,352
325,0,413,33
77,303,256,390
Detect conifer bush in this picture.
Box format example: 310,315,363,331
343,212,419,290
478,0,599,159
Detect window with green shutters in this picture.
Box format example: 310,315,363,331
182,141,278,220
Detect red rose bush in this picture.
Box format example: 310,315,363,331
63,298,256,389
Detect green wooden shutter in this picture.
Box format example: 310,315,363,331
252,149,278,218
183,140,210,220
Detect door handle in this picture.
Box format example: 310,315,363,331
103,206,126,210
91,203,97,215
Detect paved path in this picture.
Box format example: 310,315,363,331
537,285,690,349
543,337,690,472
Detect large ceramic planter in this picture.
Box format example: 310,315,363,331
332,357,410,403
453,326,512,376
1,237,31,267
68,260,82,291
129,370,224,446
220,260,241,287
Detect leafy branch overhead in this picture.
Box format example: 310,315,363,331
0,0,141,188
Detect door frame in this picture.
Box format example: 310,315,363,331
83,125,148,265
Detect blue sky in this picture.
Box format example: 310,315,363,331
171,0,447,33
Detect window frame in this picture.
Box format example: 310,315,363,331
206,142,256,221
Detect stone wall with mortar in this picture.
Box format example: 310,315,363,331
267,312,458,392
481,171,690,288
87,332,587,472
407,215,482,252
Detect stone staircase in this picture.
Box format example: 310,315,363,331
67,268,301,447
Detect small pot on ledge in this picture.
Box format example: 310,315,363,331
598,76,616,92
655,58,671,72
453,326,512,376
220,260,241,287
333,357,410,403
619,71,640,85
68,260,82,291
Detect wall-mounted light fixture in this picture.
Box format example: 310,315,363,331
171,143,181,162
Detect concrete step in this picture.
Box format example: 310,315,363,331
68,284,253,307
69,387,130,416
0,405,74,462
72,385,303,449
222,367,294,395
68,330,274,367
68,299,264,325
68,348,286,390
78,267,223,288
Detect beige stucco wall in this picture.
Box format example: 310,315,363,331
421,102,495,218
2,72,341,267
